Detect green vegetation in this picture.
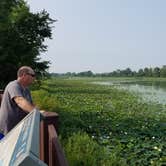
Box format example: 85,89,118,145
52,65,166,77
32,77,166,165
0,0,55,86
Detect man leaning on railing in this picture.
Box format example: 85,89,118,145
0,66,36,139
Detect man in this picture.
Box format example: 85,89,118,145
0,66,36,137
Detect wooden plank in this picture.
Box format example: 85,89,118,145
48,125,68,166
40,120,45,161
40,112,59,164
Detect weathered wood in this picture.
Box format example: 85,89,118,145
40,111,60,165
41,111,59,131
48,125,68,166
40,120,46,161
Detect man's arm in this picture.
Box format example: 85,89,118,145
14,96,35,113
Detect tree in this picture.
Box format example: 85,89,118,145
160,65,166,77
0,0,55,86
77,71,93,77
144,68,149,77
153,67,160,77
123,68,133,77
137,69,144,77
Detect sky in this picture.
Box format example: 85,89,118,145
26,0,166,73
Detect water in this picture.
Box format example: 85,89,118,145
119,83,166,104
94,80,166,105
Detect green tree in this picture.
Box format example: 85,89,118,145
123,68,133,77
78,71,93,77
149,68,153,77
137,69,144,77
153,67,160,77
160,65,166,77
0,0,55,86
144,67,149,77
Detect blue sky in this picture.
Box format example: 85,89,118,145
26,0,166,73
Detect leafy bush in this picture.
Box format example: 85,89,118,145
64,132,127,166
32,89,60,112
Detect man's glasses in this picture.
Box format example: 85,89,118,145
27,73,35,77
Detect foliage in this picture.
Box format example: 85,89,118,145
32,89,60,112
0,0,55,86
32,78,166,165
64,132,127,166
51,65,166,78
160,65,166,77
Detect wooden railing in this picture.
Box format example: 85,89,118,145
40,112,68,166
0,91,68,166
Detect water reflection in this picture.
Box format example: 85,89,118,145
95,81,166,105
119,83,166,105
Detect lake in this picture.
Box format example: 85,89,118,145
94,80,166,105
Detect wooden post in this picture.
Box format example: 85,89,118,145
48,125,68,166
40,111,59,164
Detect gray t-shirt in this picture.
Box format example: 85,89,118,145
0,80,33,135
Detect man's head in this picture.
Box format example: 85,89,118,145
17,66,35,87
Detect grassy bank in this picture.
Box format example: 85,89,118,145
32,77,166,165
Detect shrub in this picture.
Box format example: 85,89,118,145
64,132,127,166
32,90,60,112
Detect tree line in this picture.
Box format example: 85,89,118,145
52,66,166,77
0,0,55,87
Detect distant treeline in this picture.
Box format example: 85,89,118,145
51,65,166,77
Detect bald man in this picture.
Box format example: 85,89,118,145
0,66,36,136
